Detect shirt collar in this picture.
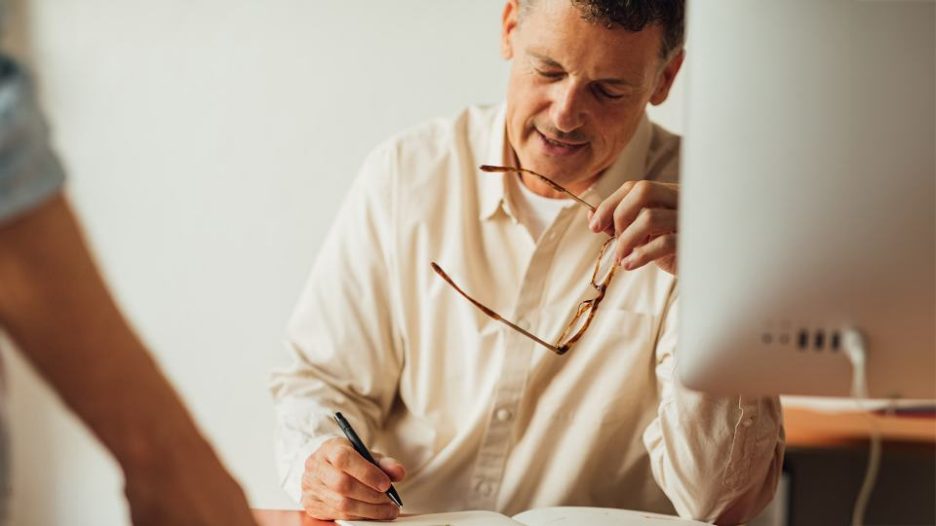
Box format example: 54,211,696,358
478,103,510,221
478,106,653,221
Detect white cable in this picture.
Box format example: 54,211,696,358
842,328,882,526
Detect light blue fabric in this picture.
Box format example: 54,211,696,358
0,54,65,224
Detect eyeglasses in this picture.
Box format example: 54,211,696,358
430,165,618,356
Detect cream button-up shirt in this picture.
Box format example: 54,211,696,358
270,104,784,522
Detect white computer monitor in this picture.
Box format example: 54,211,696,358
678,0,935,399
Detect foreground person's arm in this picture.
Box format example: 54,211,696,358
0,194,257,526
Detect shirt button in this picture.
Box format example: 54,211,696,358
476,481,493,496
516,318,531,331
742,418,754,428
495,408,513,422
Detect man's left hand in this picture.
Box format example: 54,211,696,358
588,180,679,276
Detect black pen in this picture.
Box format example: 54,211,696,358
334,412,403,508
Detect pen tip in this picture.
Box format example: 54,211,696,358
389,493,403,508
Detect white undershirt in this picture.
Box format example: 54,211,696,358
509,174,570,240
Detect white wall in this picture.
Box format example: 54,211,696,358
2,1,685,524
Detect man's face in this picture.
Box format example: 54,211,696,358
501,0,683,190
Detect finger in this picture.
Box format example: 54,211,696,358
302,466,318,492
377,456,406,482
320,492,400,521
590,181,636,233
324,441,392,492
301,493,336,521
592,180,676,234
621,233,677,271
614,208,677,263
610,181,678,237
317,462,391,504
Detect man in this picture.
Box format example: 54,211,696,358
0,50,256,526
271,1,784,524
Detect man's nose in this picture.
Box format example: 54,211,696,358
549,82,586,134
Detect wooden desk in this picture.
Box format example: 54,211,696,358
783,406,936,446
781,406,935,526
254,408,936,526
255,509,330,526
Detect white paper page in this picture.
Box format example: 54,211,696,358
337,510,521,526
511,507,709,526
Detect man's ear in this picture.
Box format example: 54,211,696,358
501,0,521,60
650,49,685,106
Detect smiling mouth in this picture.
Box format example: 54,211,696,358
536,129,587,154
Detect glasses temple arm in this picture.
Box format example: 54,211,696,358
430,262,562,353
479,165,596,213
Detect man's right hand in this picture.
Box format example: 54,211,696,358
301,437,406,521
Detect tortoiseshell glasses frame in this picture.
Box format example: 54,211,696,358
430,165,618,356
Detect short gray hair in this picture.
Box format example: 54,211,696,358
521,0,685,59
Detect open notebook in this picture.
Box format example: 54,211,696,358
337,506,708,526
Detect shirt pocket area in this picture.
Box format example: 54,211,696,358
523,307,658,427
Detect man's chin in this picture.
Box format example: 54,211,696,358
518,152,591,183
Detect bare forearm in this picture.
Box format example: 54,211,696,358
0,195,211,472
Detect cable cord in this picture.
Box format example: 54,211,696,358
842,329,894,526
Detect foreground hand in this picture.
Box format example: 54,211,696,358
589,180,679,275
301,437,406,521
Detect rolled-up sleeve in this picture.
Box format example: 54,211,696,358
0,55,65,224
642,288,785,524
269,142,404,503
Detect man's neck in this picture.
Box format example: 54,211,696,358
509,147,602,199
519,171,600,199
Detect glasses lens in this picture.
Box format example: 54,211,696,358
558,302,593,348
593,238,618,286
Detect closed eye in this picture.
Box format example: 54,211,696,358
592,84,624,100
535,68,564,80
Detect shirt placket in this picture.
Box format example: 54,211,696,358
466,209,574,510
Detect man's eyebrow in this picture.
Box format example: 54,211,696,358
528,51,564,69
527,51,639,87
597,77,640,87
